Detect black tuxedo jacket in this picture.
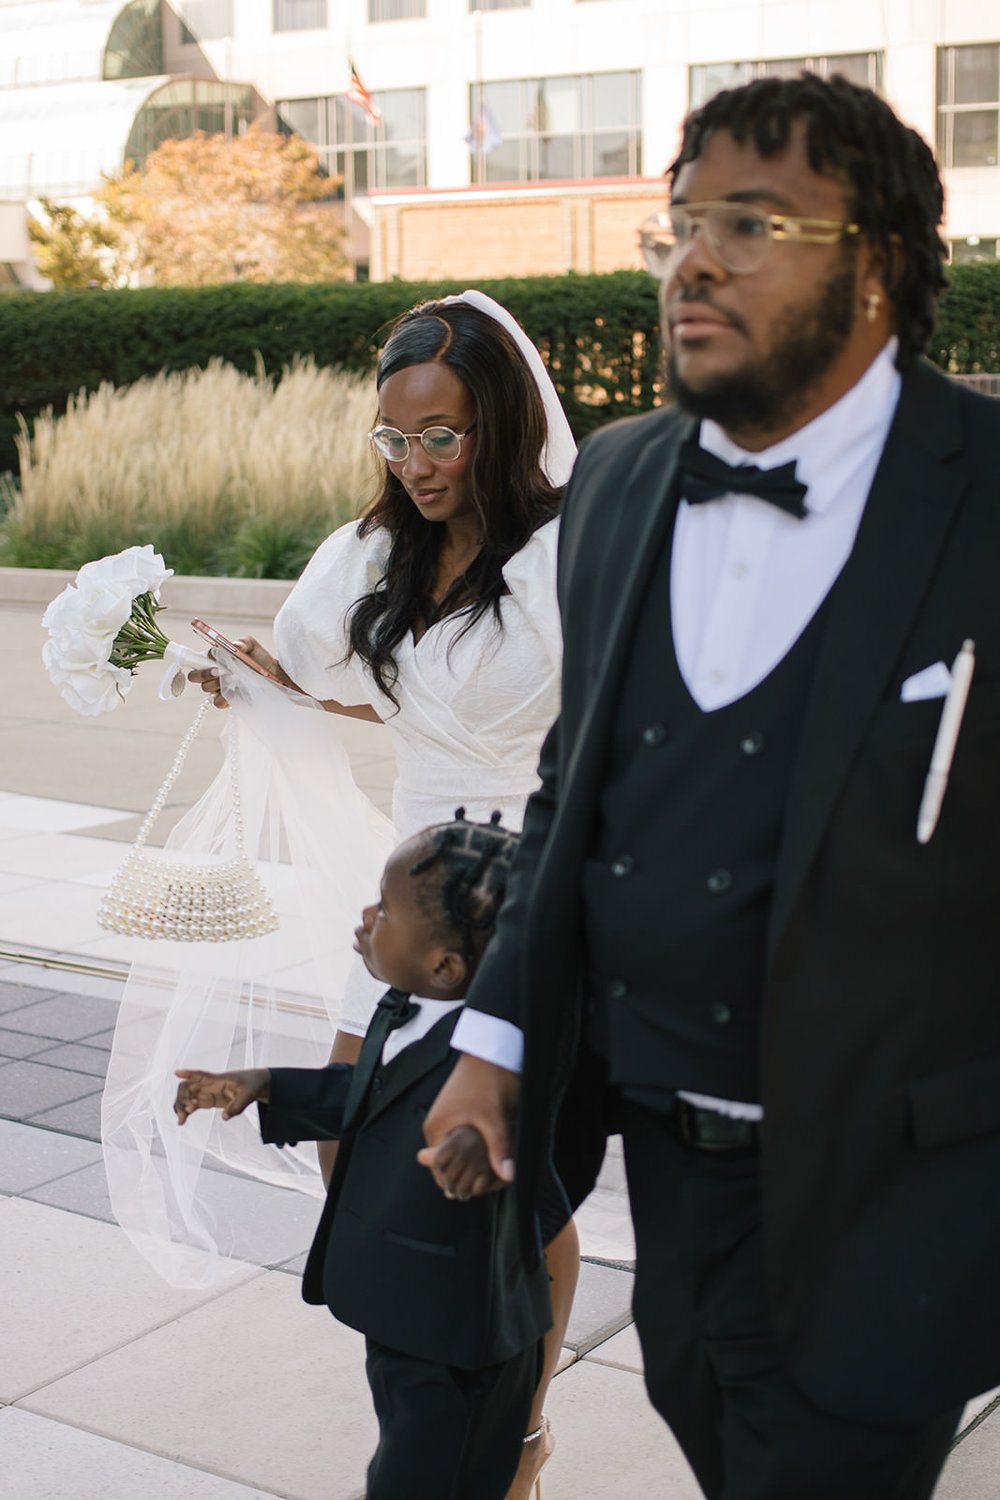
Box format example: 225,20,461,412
466,358,1000,1424
260,990,550,1370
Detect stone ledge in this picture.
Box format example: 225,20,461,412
0,567,294,620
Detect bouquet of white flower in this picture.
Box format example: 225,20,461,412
41,545,208,715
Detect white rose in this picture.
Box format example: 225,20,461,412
76,545,172,600
41,639,132,716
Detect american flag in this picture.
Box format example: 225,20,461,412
346,60,383,127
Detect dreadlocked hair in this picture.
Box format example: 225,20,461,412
347,299,562,707
669,72,948,369
408,808,519,969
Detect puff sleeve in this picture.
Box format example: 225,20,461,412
500,516,562,673
273,521,391,704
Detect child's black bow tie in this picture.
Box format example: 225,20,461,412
678,435,808,519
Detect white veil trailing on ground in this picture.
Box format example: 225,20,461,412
101,290,577,1288
102,662,396,1286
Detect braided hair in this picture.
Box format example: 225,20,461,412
408,809,519,968
670,72,948,368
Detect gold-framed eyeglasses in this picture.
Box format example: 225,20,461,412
639,204,861,277
368,423,476,464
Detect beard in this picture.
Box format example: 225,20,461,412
666,258,858,433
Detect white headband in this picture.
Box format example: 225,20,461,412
441,289,578,488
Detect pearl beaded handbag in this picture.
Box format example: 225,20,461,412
97,700,279,943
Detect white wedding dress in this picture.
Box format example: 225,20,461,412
275,515,561,1032
102,515,562,1285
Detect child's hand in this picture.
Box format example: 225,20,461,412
417,1124,503,1200
174,1067,269,1125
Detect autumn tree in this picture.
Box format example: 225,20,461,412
28,199,125,289
32,123,348,288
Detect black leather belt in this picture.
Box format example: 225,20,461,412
673,1097,761,1153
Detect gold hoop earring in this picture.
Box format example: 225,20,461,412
865,291,881,324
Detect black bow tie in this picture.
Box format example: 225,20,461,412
377,990,420,1032
678,435,808,519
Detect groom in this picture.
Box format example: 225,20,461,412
420,72,1000,1499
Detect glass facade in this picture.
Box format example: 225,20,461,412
937,44,1000,168
273,0,328,33
124,80,257,168
471,71,641,183
278,88,426,195
689,52,882,108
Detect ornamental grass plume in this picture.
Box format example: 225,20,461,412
2,357,377,577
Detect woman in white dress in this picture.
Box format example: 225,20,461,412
191,290,577,1497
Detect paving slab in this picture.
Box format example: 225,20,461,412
0,1197,259,1402
31,1039,115,1075
586,1321,644,1374
26,1158,115,1222
0,1408,284,1500
0,1023,58,1059
0,1057,102,1120
27,1088,104,1138
0,977,60,1012
540,1356,703,1499
0,989,120,1041
22,1267,378,1500
564,1259,634,1355
937,1405,1000,1498
0,1117,103,1193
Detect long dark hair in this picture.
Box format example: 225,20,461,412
670,73,948,369
347,299,563,705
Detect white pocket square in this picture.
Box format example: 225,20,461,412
900,661,952,702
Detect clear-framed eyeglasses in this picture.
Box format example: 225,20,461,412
368,423,476,464
638,204,861,278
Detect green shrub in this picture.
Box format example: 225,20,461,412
0,273,662,477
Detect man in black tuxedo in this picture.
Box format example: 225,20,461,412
420,73,1000,1499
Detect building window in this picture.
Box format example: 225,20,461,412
689,52,883,109
273,0,327,33
950,235,998,263
368,0,426,20
278,88,426,196
179,1,234,43
471,72,641,183
937,45,1000,169
471,0,530,9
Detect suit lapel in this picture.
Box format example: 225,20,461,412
340,988,408,1133
769,362,969,952
565,413,692,794
361,1010,460,1126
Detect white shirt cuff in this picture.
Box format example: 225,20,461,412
451,1009,524,1074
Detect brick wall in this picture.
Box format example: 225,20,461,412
371,183,666,281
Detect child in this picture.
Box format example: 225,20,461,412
174,813,552,1500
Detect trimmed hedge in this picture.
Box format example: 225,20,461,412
3,259,999,480
0,272,661,477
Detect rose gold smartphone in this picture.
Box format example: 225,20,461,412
190,619,286,686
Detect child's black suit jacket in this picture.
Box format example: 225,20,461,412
260,988,551,1370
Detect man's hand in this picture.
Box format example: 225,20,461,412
174,1067,270,1124
417,1053,520,1197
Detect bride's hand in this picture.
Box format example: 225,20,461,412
187,636,281,708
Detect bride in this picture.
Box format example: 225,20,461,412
104,290,577,1498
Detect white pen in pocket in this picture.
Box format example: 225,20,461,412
916,638,976,845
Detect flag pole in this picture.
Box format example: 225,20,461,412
473,6,483,185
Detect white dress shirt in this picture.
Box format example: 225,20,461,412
453,341,903,1111
381,995,464,1067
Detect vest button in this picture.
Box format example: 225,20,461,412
610,855,635,877
739,731,764,756
707,869,733,894
608,980,628,1001
711,1002,733,1025
642,722,668,747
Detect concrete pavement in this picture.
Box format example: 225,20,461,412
1,573,999,1497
